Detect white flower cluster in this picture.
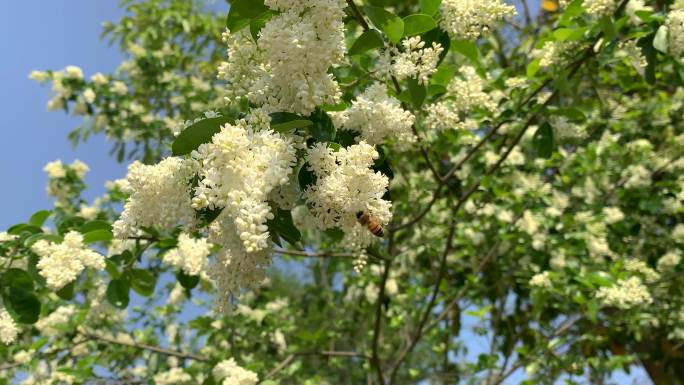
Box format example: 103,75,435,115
596,276,653,309
112,157,196,238
35,305,76,337
0,232,17,242
529,271,552,288
208,215,274,313
304,142,391,234
658,250,681,271
667,9,684,57
192,119,297,253
537,41,578,69
217,30,265,105
584,0,615,18
153,367,192,385
623,258,660,282
212,358,258,385
220,0,347,115
163,233,211,276
449,66,498,112
424,66,497,132
0,307,18,344
31,232,105,290
439,0,516,40
332,83,415,145
550,116,586,140
387,37,444,85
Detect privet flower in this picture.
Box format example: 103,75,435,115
191,119,297,253
304,142,391,234
529,271,552,288
439,0,516,40
213,358,258,385
208,215,273,313
667,9,684,57
35,305,76,337
162,233,211,276
332,83,415,146
584,0,615,18
0,307,18,344
596,276,653,309
31,232,105,290
657,251,682,271
153,367,192,385
220,0,347,115
112,157,196,238
387,37,444,85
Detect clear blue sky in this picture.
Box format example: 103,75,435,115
0,0,128,229
0,1,651,384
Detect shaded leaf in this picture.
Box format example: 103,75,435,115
172,116,233,156
364,6,404,44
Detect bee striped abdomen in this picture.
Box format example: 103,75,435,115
357,211,384,238
369,222,384,237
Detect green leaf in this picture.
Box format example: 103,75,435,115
195,207,224,228
547,107,586,122
403,14,437,37
349,29,384,56
321,102,349,112
533,122,555,159
637,33,657,84
422,28,450,65
249,11,272,41
298,164,316,191
106,279,130,309
7,224,42,236
28,210,50,227
406,78,426,108
308,108,336,142
527,58,541,77
226,0,269,33
451,39,479,65
364,6,404,44
177,270,200,290
23,233,61,248
267,209,301,246
79,220,112,233
420,0,442,15
105,260,121,279
3,288,41,324
171,116,233,156
269,112,313,133
2,269,34,291
82,229,113,244
56,281,75,300
129,269,157,297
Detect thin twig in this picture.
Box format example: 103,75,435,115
388,211,458,384
274,248,356,259
391,185,443,231
346,0,370,30
264,354,296,380
83,332,209,362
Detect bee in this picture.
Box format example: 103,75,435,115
356,211,384,237
541,0,559,12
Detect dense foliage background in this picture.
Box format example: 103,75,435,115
1,0,684,384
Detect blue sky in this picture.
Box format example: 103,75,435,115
0,1,651,384
0,1,128,229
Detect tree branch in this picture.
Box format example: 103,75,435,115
274,248,356,259
346,0,369,30
83,332,209,362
